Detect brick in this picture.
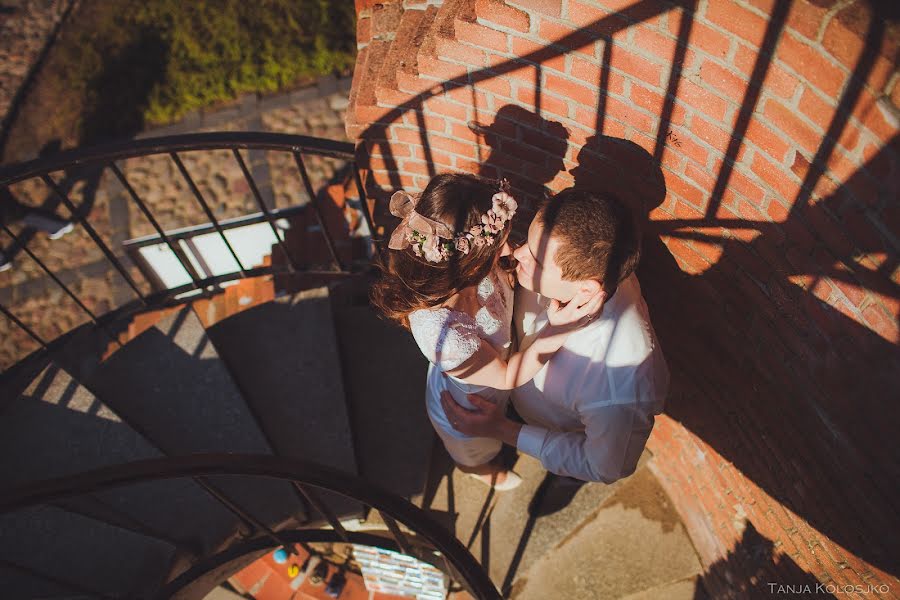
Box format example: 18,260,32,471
515,85,570,118
691,116,733,152
435,38,488,66
764,99,822,155
604,95,656,135
504,61,539,85
398,159,434,176
785,0,832,41
425,134,479,159
862,303,898,343
859,100,899,141
538,18,606,53
444,84,489,108
609,46,664,88
423,96,471,123
796,87,836,133
571,56,626,95
545,73,598,108
508,0,560,18
474,0,530,33
664,169,707,209
454,19,510,53
776,33,847,98
633,25,678,61
677,79,730,122
700,59,749,104
704,0,769,46
685,22,732,60
396,70,440,95
511,34,549,56
543,52,568,75
821,9,867,70
684,161,716,192
357,16,372,46
751,152,801,202
417,54,469,80
449,120,482,146
630,83,666,115
474,75,513,99
745,116,791,163
728,168,767,205
402,112,447,133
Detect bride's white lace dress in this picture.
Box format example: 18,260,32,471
408,266,514,466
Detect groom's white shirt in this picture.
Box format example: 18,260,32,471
511,274,669,482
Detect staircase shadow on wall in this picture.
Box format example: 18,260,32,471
354,2,899,576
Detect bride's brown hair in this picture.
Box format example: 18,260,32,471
371,172,514,328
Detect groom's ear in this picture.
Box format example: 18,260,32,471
580,279,602,295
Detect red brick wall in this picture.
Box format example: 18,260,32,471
348,1,899,596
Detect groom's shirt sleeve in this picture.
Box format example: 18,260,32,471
515,351,663,483
516,402,656,483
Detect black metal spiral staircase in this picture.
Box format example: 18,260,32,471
0,133,500,599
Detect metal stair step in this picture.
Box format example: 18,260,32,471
0,362,244,558
0,563,92,599
331,302,432,499
70,306,305,535
0,506,175,598
200,287,361,519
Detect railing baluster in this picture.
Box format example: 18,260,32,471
108,162,202,288
169,152,247,277
193,476,297,555
293,482,349,542
291,152,345,271
37,176,148,303
231,149,299,272
351,161,382,257
1,224,98,325
0,300,48,350
380,511,412,555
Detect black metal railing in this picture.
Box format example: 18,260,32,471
0,132,374,366
0,454,501,600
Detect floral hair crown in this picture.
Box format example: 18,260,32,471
387,179,518,263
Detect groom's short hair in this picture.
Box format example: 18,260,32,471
538,188,641,288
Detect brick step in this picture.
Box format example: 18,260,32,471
374,6,439,107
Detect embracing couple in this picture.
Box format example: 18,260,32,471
372,173,669,490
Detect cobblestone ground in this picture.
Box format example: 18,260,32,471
0,77,353,368
0,0,70,127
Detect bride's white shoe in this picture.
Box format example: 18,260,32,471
468,470,523,491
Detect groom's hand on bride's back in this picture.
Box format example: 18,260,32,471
440,391,523,446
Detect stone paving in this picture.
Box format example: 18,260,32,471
0,0,71,131
0,75,354,369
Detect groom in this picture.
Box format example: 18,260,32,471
440,187,669,483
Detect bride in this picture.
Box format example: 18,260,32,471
371,173,604,489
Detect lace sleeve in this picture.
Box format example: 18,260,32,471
409,309,482,372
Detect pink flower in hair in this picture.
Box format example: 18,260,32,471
491,192,517,220
455,236,471,254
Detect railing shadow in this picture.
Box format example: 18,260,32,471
356,0,899,577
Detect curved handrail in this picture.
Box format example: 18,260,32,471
0,131,355,186
159,529,446,598
0,453,502,600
